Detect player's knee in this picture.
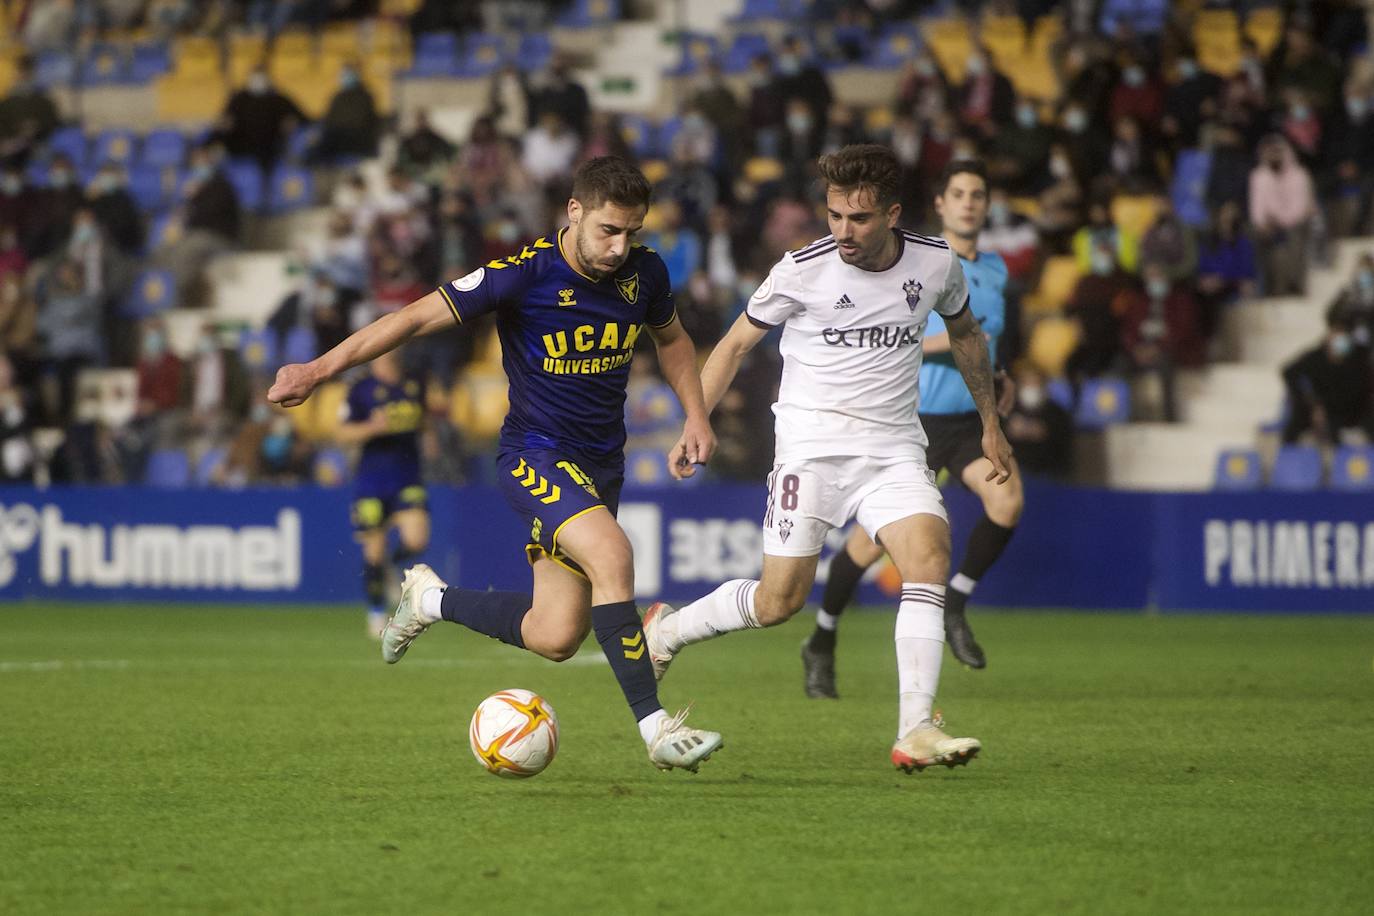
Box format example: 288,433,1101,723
578,541,634,594
754,588,807,626
532,625,588,662
986,482,1024,526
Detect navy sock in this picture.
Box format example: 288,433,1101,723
363,562,386,610
958,516,1016,583
592,600,662,722
811,547,866,652
440,588,531,648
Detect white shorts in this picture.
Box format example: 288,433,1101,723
760,455,948,557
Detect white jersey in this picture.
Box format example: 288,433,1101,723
745,230,970,462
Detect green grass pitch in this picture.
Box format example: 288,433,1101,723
2,604,1372,914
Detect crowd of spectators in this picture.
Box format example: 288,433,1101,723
0,0,1372,488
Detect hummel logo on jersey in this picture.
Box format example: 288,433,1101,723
834,294,855,310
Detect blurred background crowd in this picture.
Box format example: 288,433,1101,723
0,0,1372,492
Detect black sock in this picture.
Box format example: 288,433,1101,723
363,562,386,610
391,544,422,571
592,600,662,722
811,547,866,652
959,515,1016,583
440,587,531,648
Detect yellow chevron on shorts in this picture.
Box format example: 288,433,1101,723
540,485,560,505
621,631,645,660
514,461,562,504
511,458,529,478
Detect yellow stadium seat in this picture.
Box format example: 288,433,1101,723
290,380,348,442
172,36,221,79
361,62,394,113
321,23,362,58
1008,196,1041,219
1029,14,1062,51
742,156,783,184
1245,8,1283,58
925,17,973,84
1023,255,1081,316
1111,194,1158,240
379,0,423,15
450,367,509,442
1005,51,1060,101
1026,316,1081,377
228,34,267,85
863,106,895,133
979,14,1026,70
155,74,229,122
640,158,671,184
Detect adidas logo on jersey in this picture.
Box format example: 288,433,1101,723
834,294,855,310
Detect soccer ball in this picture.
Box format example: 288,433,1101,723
468,689,560,778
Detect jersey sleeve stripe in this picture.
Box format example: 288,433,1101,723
437,284,463,324
745,310,777,330
647,308,677,329
793,242,838,263
789,234,835,257
942,296,971,320
901,233,950,251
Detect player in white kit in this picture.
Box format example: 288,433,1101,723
645,145,1013,772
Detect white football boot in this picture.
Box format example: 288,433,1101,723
640,601,678,681
891,718,981,773
647,707,723,773
381,564,447,664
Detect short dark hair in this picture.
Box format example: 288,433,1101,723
816,144,902,206
571,156,652,211
936,158,988,196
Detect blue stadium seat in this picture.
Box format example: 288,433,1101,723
406,31,460,77
866,24,922,69
1074,377,1131,429
144,213,184,254
1046,377,1075,411
656,116,684,159
194,446,229,486
282,325,318,365
1170,148,1211,229
556,0,621,28
313,448,350,487
1100,0,1168,36
144,449,192,488
93,129,139,168
285,123,319,163
140,129,188,170
1329,445,1374,492
664,33,719,77
34,50,76,88
129,165,178,214
128,44,173,83
1213,448,1262,491
239,328,279,374
120,269,177,319
456,33,506,78
45,126,88,170
225,160,264,211
1269,444,1323,491
514,33,553,71
266,165,313,214
730,0,790,23
624,448,670,487
720,33,771,74
618,114,656,159
625,381,683,435
81,44,128,85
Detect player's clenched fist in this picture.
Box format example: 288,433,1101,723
268,362,321,408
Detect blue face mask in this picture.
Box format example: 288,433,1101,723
1357,269,1374,291
1146,279,1170,299
340,70,359,89
1177,59,1197,80
777,55,801,76
1330,333,1353,359
143,331,165,357
1016,106,1037,129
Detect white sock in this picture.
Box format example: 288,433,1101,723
637,708,668,745
666,579,761,651
815,609,838,631
419,586,444,623
950,572,977,596
895,582,945,738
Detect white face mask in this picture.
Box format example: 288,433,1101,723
1019,385,1045,410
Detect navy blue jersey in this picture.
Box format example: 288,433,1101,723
438,229,676,464
345,372,425,494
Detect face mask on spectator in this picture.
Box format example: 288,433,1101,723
1049,155,1072,179
988,201,1010,226
1016,105,1037,129
71,221,95,245
2,175,23,195
91,172,118,194
1177,59,1197,80
251,403,271,423
1146,278,1170,299
248,73,270,94
198,334,218,355
190,164,213,183
786,111,813,135
1330,332,1353,359
965,55,986,77
1122,66,1145,88
1290,103,1311,120
1064,109,1087,133
914,59,936,78
340,69,359,89
683,112,707,132
143,330,165,358
777,54,801,76
49,170,72,189
1091,250,1114,275
1018,385,1045,410
497,221,520,243
1358,269,1374,291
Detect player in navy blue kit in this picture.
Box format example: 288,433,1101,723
802,160,1024,695
336,348,430,639
269,157,723,772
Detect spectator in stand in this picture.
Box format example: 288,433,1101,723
1204,122,1252,214
186,322,250,439
1226,38,1267,117
687,60,744,171
1073,199,1138,276
398,108,455,175
988,96,1052,195
1002,364,1072,480
1281,307,1373,445
954,50,1013,140
217,66,306,180
1326,80,1374,238
776,34,833,143
1161,51,1221,152
746,54,786,158
1034,142,1085,246
521,111,579,189
0,270,38,373
1058,100,1108,188
312,64,382,164
1195,200,1258,341
1250,134,1315,296
134,318,184,419
312,209,369,297
215,397,313,487
579,111,632,164
1110,50,1164,130
642,199,701,292
27,155,86,261
980,187,1039,284
0,56,60,168
897,51,949,122
35,257,103,423
155,143,240,309
0,223,27,284
1278,88,1323,165
703,204,738,299
1272,21,1344,119
1107,115,1161,191
1139,195,1197,286
820,102,867,156
488,63,531,140
86,164,145,256
266,268,358,356
528,55,590,137
670,105,718,170
1063,240,1134,395
454,116,515,210
0,351,35,483
1117,262,1206,422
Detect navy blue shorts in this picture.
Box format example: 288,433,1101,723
495,448,624,576
351,482,428,532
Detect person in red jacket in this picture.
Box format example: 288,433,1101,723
1117,263,1205,421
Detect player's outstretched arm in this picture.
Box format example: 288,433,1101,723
946,306,1014,483
268,290,454,408
650,316,717,479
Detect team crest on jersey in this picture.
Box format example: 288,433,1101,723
903,279,923,313
615,274,639,304
557,288,577,307
777,517,793,543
